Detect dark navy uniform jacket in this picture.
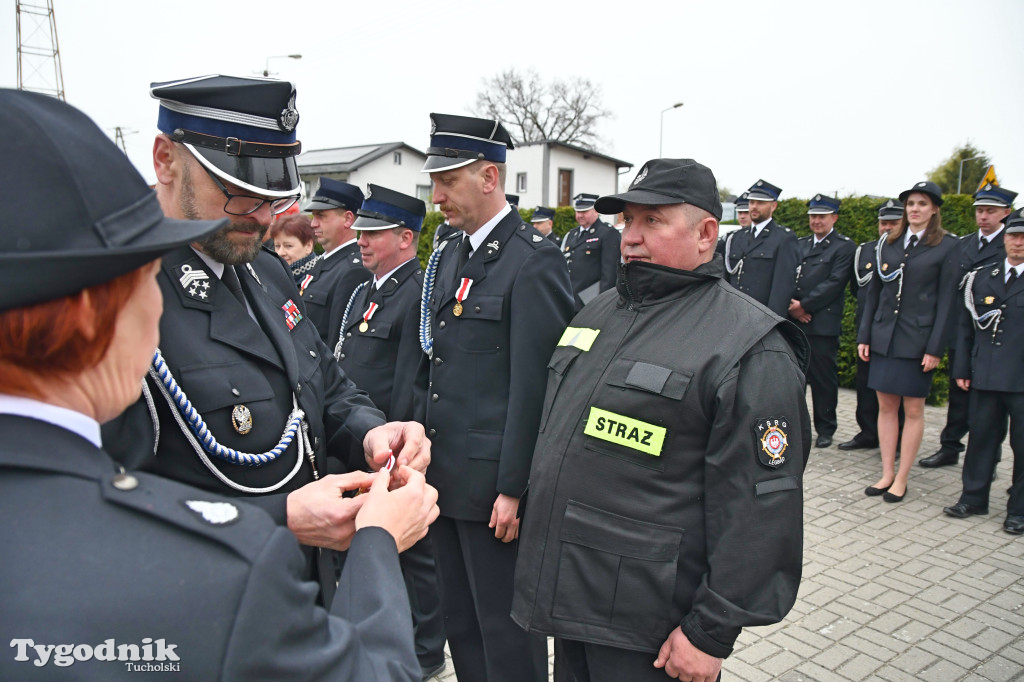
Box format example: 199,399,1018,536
301,241,369,349
103,246,385,602
943,230,1006,348
562,219,620,310
417,210,574,521
792,230,856,337
953,263,1024,392
857,232,959,358
0,416,418,681
337,259,425,423
513,256,809,659
723,219,800,317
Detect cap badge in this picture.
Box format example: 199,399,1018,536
278,94,299,132
757,180,764,186
184,500,239,525
179,264,211,301
917,182,926,187
365,186,372,199
632,165,649,187
815,194,821,201
231,404,253,435
886,200,894,208
986,184,993,190
430,119,437,136
754,417,789,469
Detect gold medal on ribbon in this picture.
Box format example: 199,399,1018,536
984,296,995,305
231,404,253,435
453,301,464,316
359,321,369,332
453,278,472,317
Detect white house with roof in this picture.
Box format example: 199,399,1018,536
296,139,630,213
296,142,432,206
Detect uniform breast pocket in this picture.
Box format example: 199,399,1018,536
178,362,275,413
303,289,329,309
351,321,394,369
552,501,682,637
539,345,583,432
584,359,691,472
456,294,505,353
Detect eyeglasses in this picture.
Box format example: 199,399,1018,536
200,164,299,216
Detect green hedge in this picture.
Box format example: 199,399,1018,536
415,195,979,405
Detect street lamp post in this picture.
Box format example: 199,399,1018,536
957,154,984,195
659,102,684,157
263,54,302,77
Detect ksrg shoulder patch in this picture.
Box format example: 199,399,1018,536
753,416,790,469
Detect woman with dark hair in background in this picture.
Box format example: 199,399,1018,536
0,90,436,681
857,181,958,502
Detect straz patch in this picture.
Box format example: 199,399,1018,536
282,299,303,330
754,416,790,469
583,407,666,456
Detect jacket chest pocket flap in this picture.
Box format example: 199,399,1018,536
456,293,505,352
303,289,329,307
605,358,691,399
178,362,275,413
553,500,682,635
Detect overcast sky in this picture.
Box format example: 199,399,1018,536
3,0,1022,201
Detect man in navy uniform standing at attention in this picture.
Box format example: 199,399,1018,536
722,179,799,317
301,177,369,349
417,113,574,681
789,194,856,448
921,183,1016,468
562,192,621,311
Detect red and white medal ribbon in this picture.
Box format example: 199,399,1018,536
363,302,379,323
456,278,473,303
299,274,313,295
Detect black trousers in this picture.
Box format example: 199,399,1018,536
431,516,548,682
555,638,720,682
854,355,880,442
806,334,839,437
959,389,1024,515
939,348,970,454
400,532,447,669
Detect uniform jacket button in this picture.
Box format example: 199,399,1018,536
434,357,443,366
439,321,446,329
339,354,345,360
296,383,302,394
309,350,317,358
429,428,436,437
231,388,240,396
474,306,481,313
431,393,439,402
111,473,139,491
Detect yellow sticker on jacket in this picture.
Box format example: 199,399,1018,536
558,327,600,351
584,407,666,456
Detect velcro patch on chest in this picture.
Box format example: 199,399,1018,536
754,416,790,469
583,406,665,456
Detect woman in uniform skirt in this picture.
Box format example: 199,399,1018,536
857,181,958,502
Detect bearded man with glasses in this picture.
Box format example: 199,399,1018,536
102,75,432,609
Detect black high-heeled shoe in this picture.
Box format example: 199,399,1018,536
865,483,891,497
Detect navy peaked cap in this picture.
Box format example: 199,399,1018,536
973,184,1016,208
506,193,520,207
0,89,223,312
422,113,514,172
876,198,904,220
151,74,302,197
899,180,944,206
746,179,782,201
1004,207,1024,233
531,206,556,222
807,194,840,214
304,177,364,212
595,158,723,220
734,191,750,211
572,193,600,210
354,185,426,232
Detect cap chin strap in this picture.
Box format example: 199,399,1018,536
173,128,301,158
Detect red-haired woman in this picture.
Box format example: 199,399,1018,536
857,181,959,502
0,90,436,680
271,212,319,283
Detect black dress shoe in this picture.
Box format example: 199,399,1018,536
815,434,833,448
883,490,905,503
865,484,891,497
1004,516,1024,535
838,437,878,451
943,502,988,518
422,661,446,680
919,449,959,468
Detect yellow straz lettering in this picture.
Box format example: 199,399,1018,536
583,407,666,456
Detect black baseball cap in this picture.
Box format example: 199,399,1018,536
594,158,723,220
0,89,224,312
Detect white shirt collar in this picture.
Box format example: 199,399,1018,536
752,218,771,237
1005,258,1023,281
373,257,417,290
814,229,834,245
467,204,512,254
0,394,101,448
321,238,358,260
980,224,1005,244
904,228,925,248
191,247,225,279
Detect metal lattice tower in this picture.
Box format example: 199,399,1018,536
16,0,65,101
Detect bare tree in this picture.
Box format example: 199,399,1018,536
474,68,610,150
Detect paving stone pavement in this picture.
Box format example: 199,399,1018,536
431,388,1023,681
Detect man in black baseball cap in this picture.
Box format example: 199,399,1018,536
103,75,432,609
514,158,809,682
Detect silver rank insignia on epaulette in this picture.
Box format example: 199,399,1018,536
352,257,361,264
179,264,211,301
245,263,263,287
184,500,240,525
532,235,542,242
486,240,500,253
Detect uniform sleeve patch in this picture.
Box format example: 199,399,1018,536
753,416,790,469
